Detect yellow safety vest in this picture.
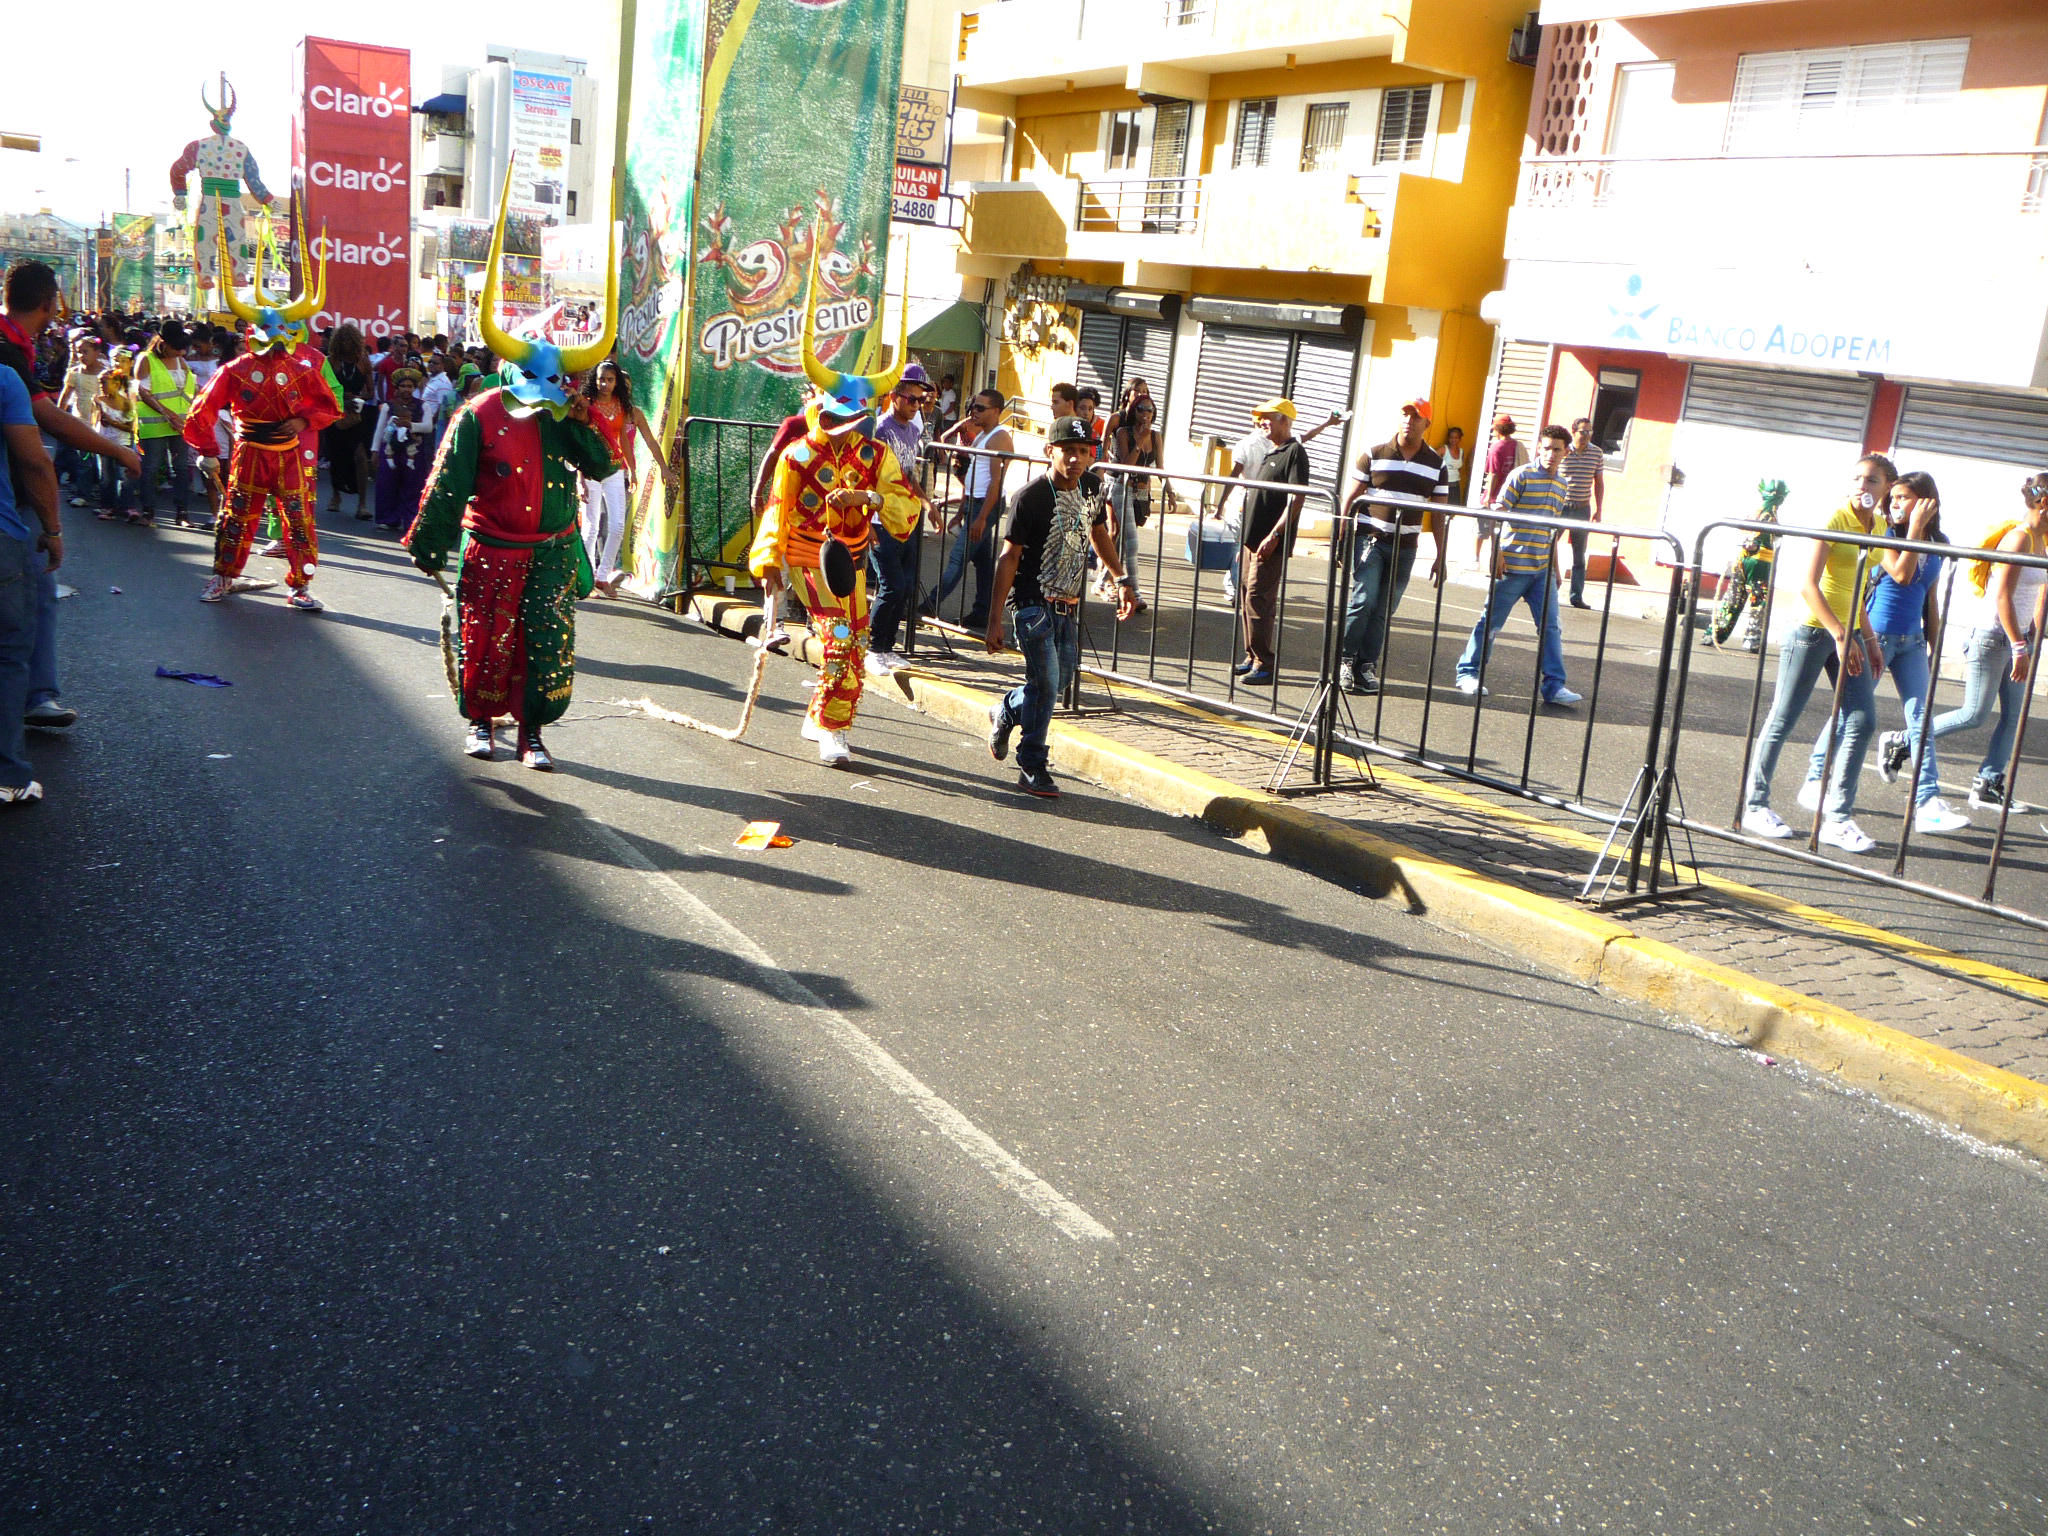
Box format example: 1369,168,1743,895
134,353,193,440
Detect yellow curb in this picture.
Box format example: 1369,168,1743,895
683,594,2048,1160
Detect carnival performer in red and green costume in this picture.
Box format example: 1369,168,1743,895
405,169,618,770
185,211,340,610
748,238,919,768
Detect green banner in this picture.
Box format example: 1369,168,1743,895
682,0,908,572
617,0,710,597
111,214,156,312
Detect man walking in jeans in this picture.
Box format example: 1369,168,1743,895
984,417,1135,798
1338,397,1449,695
1454,424,1583,707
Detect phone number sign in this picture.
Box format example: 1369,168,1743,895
892,161,948,225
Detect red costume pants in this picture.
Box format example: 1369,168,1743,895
456,537,581,728
213,441,318,590
796,563,868,733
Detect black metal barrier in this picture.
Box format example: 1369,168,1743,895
675,415,785,598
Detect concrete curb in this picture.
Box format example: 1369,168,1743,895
683,595,2048,1162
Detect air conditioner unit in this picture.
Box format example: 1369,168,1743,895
1509,11,1541,66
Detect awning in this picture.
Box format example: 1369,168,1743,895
416,92,466,116
908,299,984,355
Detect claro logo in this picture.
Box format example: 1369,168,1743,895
309,82,408,119
315,301,405,341
308,157,408,194
311,230,406,268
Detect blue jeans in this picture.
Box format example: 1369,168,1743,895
867,523,917,655
1932,626,2029,782
28,545,57,709
138,434,190,520
1341,532,1418,668
1750,623,1877,820
1803,632,1939,806
996,603,1078,775
0,534,37,788
928,505,994,621
1455,569,1568,699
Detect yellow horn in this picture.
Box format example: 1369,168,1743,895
859,286,910,398
798,228,843,394
557,183,618,377
277,221,325,323
477,163,536,369
216,200,263,326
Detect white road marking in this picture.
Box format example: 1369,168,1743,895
582,817,1115,1245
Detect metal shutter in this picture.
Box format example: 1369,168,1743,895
1189,324,1291,442
1481,340,1552,436
1682,363,1871,441
1288,334,1359,489
1121,318,1174,421
1896,386,2048,468
1075,312,1123,402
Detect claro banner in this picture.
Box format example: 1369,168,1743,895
293,37,411,342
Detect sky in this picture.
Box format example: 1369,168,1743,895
0,0,620,226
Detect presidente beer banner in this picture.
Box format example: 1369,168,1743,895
294,37,412,341
110,214,156,312
678,0,909,573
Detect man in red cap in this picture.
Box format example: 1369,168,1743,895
1337,398,1449,694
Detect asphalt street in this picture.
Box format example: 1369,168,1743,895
6,505,2048,1533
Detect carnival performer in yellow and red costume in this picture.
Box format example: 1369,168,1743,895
185,210,340,610
406,167,619,770
748,244,918,768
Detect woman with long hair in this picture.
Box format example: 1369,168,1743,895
1101,393,1161,612
321,323,373,518
579,360,672,597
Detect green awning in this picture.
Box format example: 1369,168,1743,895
908,300,984,355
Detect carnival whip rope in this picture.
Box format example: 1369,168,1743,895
618,640,772,743
430,571,459,698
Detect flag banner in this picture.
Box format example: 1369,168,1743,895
111,214,156,312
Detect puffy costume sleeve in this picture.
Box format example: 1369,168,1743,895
406,404,481,573
181,364,233,454
291,359,341,435
748,445,800,580
554,414,619,482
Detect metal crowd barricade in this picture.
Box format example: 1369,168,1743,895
1646,517,2048,932
906,438,1046,657
674,415,786,599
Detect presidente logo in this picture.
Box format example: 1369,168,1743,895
696,194,878,375
620,178,690,366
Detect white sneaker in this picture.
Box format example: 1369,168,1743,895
800,717,824,742
1914,797,1971,835
1741,805,1794,839
1544,686,1583,707
198,575,233,603
864,650,902,677
1454,676,1488,697
256,539,286,559
1796,779,1822,813
0,780,42,805
817,729,851,767
68,496,88,508
1819,817,1877,854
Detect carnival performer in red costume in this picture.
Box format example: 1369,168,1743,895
405,169,619,769
185,210,340,609
748,241,919,768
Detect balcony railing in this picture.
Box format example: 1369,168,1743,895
1518,149,2048,220
1075,175,1203,236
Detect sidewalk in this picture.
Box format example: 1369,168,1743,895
680,591,2048,1162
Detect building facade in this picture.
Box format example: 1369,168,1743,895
951,0,1539,494
1485,0,2048,584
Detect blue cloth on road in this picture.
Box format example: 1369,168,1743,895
156,666,233,687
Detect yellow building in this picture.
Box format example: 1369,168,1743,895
951,0,1539,492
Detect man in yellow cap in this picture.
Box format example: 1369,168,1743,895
1232,398,1311,686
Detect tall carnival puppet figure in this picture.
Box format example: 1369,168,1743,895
747,242,919,768
405,169,619,771
184,210,341,609
169,75,273,303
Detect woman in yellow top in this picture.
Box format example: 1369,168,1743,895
1741,454,1890,854
92,349,137,520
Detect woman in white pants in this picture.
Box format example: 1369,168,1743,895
579,361,671,597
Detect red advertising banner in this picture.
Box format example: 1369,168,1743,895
293,37,411,342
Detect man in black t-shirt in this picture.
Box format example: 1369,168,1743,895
1338,397,1449,694
1233,398,1310,686
983,417,1135,798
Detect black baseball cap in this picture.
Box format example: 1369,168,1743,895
1047,416,1096,447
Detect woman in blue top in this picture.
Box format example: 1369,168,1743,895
1796,471,1967,834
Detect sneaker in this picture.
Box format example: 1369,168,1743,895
464,721,496,759
68,495,88,508
24,701,77,730
864,650,902,678
1240,666,1275,687
751,622,791,655
1237,658,1259,678
1358,662,1381,696
1818,817,1877,854
800,717,824,743
1796,778,1822,814
0,780,42,806
1017,767,1061,799
1741,804,1794,839
1454,675,1487,697
1544,686,1583,707
1569,597,1594,610
257,540,286,559
199,575,233,603
1914,797,1971,835
1969,774,2009,811
1337,659,1361,692
286,589,324,612
987,703,1012,762
519,731,554,771
1877,730,1909,784
817,729,852,768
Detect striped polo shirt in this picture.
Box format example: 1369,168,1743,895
1561,443,1604,507
1495,461,1569,574
1356,436,1447,539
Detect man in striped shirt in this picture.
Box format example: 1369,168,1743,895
1561,416,1606,609
1453,424,1582,706
1337,398,1448,694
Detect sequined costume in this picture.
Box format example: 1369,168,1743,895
184,350,339,589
